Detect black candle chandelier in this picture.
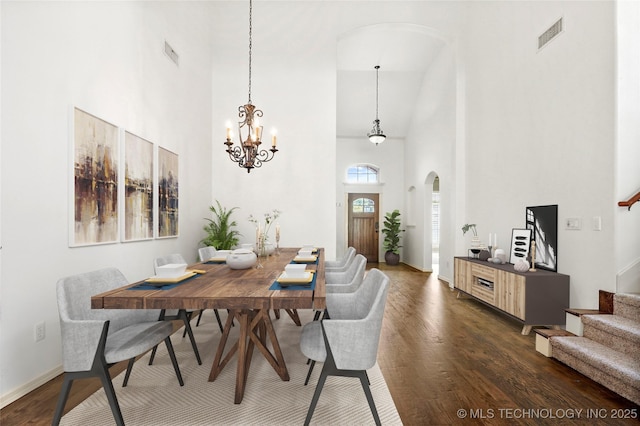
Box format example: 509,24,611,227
367,65,386,145
224,0,278,173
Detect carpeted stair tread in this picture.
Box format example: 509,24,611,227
550,336,640,387
551,292,640,405
614,293,640,322
582,314,640,345
615,292,640,307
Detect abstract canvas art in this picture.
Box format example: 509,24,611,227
73,108,119,245
158,147,179,237
124,132,153,241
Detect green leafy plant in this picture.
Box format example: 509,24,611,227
201,200,241,250
461,223,477,237
382,209,404,254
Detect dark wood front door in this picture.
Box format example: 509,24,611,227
347,193,379,263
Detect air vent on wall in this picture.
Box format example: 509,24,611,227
164,41,179,66
538,18,563,50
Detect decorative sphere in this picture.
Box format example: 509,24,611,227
514,259,529,272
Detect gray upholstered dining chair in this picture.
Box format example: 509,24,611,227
299,268,390,426
198,246,217,262
311,253,367,323
324,246,356,273
149,254,202,365
53,267,184,426
325,253,367,292
197,246,225,331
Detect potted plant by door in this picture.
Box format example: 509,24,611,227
382,209,404,265
201,200,241,250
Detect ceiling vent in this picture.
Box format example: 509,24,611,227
538,18,563,50
164,41,179,66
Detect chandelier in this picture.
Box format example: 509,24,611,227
367,65,386,145
224,0,278,173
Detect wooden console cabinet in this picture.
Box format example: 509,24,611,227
454,257,570,334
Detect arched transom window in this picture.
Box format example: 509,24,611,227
347,165,379,183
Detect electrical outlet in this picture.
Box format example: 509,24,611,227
34,321,45,342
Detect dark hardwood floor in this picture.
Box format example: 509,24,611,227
1,263,638,425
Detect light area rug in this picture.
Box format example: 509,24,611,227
61,309,402,425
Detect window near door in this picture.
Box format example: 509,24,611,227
432,191,440,245
352,197,375,213
347,165,379,183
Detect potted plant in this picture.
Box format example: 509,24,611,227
382,209,404,265
461,223,477,237
461,223,481,250
201,200,241,250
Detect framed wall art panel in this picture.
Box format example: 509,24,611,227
71,107,119,246
158,147,179,238
123,131,154,242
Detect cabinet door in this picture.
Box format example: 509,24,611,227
454,258,471,293
497,270,525,320
494,271,507,311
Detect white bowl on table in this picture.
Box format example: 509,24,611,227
156,263,188,278
284,264,307,278
298,250,313,258
227,249,258,269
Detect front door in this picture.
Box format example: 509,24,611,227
347,193,379,263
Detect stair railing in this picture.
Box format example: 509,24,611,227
618,190,640,211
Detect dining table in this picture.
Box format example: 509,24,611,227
91,247,326,404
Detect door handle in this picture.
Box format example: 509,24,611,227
375,222,379,233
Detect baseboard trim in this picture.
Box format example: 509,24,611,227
0,365,63,409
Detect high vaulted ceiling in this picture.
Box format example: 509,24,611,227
336,24,447,141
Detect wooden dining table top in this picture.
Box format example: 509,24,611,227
91,247,326,312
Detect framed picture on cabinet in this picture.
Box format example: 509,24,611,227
526,204,558,271
509,228,532,264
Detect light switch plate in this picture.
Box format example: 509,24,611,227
593,216,602,231
565,217,581,230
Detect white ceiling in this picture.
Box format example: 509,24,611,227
336,24,447,140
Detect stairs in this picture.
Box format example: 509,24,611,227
549,293,640,405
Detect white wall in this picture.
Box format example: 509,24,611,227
207,1,462,262
459,1,618,308
0,1,214,404
615,0,640,294
403,40,457,280
209,1,339,258
336,137,405,262
2,0,638,408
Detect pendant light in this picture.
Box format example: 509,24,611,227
367,65,386,145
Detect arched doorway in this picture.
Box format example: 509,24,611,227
424,172,439,272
